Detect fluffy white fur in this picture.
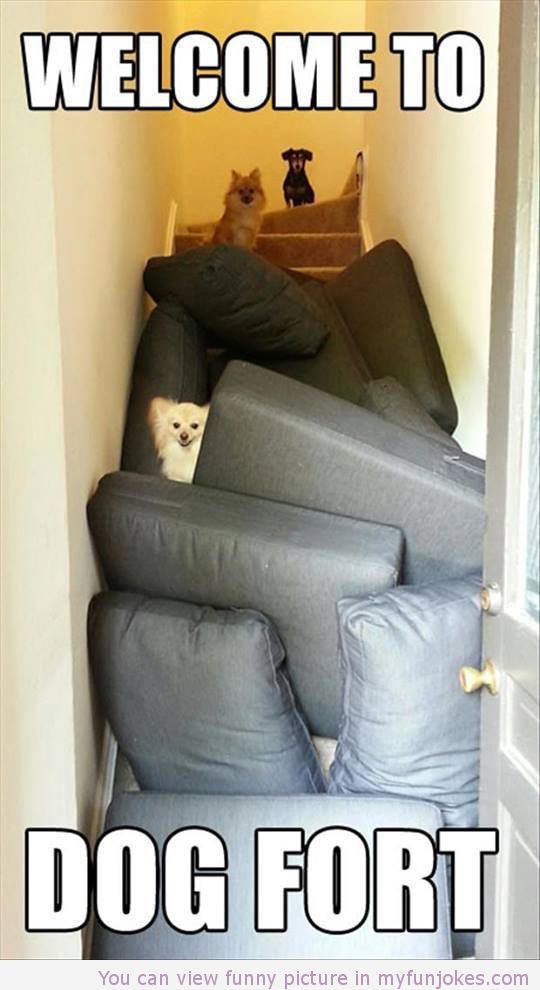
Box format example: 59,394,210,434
148,398,209,483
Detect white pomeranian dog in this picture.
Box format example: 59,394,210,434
148,398,209,483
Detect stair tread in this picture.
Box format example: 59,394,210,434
256,232,360,240
290,266,344,282
187,191,360,235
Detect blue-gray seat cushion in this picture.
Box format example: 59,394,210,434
197,361,485,585
360,377,462,452
92,792,451,959
88,592,325,795
207,282,371,405
143,246,329,358
329,576,482,829
87,473,403,738
326,240,458,434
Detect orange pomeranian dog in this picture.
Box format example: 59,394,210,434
212,168,266,250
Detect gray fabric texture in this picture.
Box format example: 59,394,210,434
207,282,371,404
360,377,462,452
196,361,485,585
87,472,403,738
92,792,451,959
329,576,482,829
143,246,329,358
327,240,458,433
121,301,208,476
88,592,325,795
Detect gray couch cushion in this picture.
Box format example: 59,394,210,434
360,377,462,452
207,281,371,404
196,361,485,585
327,240,458,434
122,301,208,476
88,592,325,795
87,473,403,737
143,246,329,358
329,576,482,828
92,792,451,959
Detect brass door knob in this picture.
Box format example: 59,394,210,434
459,659,499,695
480,584,502,615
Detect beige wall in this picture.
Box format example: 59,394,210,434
1,0,81,960
1,0,180,958
363,0,500,456
47,0,181,840
176,1,366,223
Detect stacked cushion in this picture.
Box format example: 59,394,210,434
143,246,329,358
93,792,452,959
87,472,403,738
360,377,462,452
207,281,371,404
196,361,485,585
327,240,458,433
89,592,325,795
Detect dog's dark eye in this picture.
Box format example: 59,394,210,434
172,422,180,429
191,423,199,429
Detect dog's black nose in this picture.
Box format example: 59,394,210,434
180,432,189,442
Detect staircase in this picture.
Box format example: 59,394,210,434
174,189,362,282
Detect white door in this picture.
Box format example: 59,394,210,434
473,0,539,961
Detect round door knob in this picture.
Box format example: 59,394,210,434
480,584,502,615
459,659,499,695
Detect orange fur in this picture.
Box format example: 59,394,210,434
213,168,266,250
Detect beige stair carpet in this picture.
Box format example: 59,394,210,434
175,188,362,281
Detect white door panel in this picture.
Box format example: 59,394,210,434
474,0,539,961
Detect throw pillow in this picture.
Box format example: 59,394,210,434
143,246,329,358
89,592,326,795
329,576,482,828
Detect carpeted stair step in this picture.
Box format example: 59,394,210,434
255,232,361,268
291,267,344,282
260,192,359,233
175,232,208,255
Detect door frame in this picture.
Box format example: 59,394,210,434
476,0,539,960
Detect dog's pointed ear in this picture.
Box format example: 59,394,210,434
249,168,261,181
230,169,240,183
302,149,313,161
281,148,293,161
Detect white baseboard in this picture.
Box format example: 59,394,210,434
361,217,374,252
164,199,178,256
83,725,117,958
91,724,118,840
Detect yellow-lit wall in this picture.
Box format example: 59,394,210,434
175,1,366,223
363,0,500,456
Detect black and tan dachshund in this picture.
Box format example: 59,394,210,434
281,148,315,207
